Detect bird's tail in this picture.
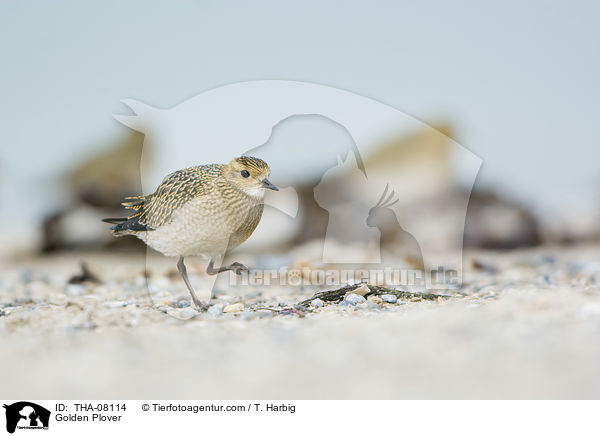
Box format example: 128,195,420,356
102,216,149,236
102,218,127,225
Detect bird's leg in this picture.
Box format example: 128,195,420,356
206,259,249,276
177,256,208,311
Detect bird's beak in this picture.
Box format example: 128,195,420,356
261,179,279,191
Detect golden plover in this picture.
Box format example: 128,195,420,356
103,156,278,309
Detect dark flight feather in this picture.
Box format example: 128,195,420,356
101,216,151,233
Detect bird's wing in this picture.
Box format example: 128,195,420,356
128,165,221,228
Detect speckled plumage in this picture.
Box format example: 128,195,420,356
106,157,271,258
104,156,277,309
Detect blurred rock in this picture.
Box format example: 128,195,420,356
42,131,146,252
207,304,224,317
167,307,199,320
380,294,398,304
68,262,100,284
464,190,541,249
36,120,551,256
223,303,244,313
238,311,254,321
349,284,370,297
367,295,383,304
66,131,145,209
296,124,455,246
538,192,600,244
177,300,191,308
342,293,366,306
310,298,324,308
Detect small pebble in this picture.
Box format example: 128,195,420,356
349,284,370,297
20,269,33,283
223,302,244,313
475,286,498,299
343,293,366,305
567,261,585,276
178,307,199,320
207,304,224,317
52,293,67,303
580,262,600,283
380,294,398,304
255,309,275,319
367,296,383,304
66,284,85,297
310,298,324,308
533,254,556,266
238,311,254,321
177,299,191,308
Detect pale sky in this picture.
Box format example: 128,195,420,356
1,0,599,237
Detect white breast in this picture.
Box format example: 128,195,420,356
139,199,235,258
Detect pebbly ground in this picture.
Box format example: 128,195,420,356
1,244,600,399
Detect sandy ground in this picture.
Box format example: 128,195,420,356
1,244,600,399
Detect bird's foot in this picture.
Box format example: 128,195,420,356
229,262,249,275
206,260,249,276
191,299,209,312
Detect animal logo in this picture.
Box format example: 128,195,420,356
113,80,481,296
367,184,424,269
3,402,50,433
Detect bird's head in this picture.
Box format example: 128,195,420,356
224,156,278,198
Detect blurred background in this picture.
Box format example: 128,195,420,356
1,1,600,400
1,0,599,259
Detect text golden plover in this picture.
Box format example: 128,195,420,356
103,156,278,310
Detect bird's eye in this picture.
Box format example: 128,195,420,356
241,170,250,178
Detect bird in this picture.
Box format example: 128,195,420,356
103,156,278,310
